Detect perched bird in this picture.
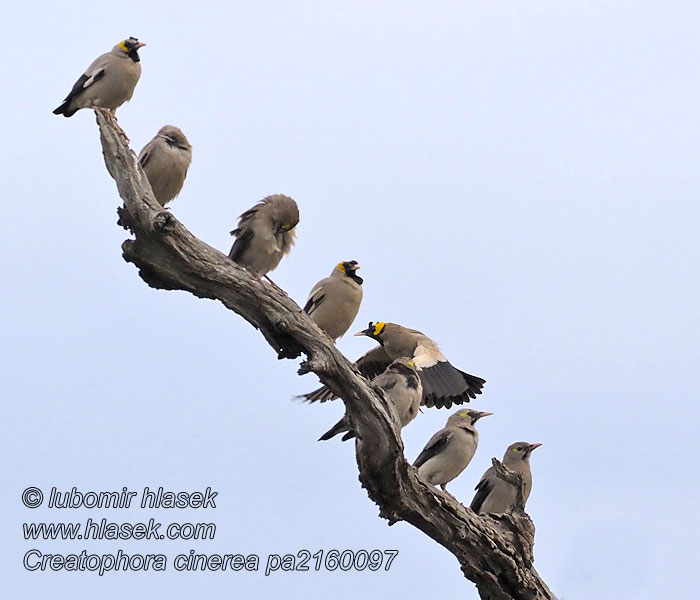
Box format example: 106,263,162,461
228,194,299,283
413,409,492,492
319,358,422,442
53,37,145,128
304,261,363,340
470,441,542,514
138,126,192,207
303,322,485,408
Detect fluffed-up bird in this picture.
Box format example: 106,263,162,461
470,441,542,514
304,261,363,340
228,194,299,284
319,357,422,442
303,321,485,408
53,37,146,130
138,126,192,207
413,409,492,492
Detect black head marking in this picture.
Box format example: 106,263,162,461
122,37,143,62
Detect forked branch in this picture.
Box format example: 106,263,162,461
96,111,555,600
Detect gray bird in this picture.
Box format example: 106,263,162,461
470,441,542,514
304,261,363,340
303,321,485,408
319,358,422,441
413,409,492,492
228,194,299,283
53,37,145,126
138,126,192,207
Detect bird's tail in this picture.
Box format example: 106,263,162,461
301,385,336,403
52,101,75,117
318,417,350,441
461,371,486,396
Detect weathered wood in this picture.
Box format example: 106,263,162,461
492,457,527,511
96,110,556,600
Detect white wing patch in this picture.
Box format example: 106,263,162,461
412,341,446,369
83,68,105,89
305,284,325,315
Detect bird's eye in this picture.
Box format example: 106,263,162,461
517,446,523,451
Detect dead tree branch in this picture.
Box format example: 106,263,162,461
95,111,555,600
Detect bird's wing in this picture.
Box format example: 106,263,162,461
412,338,446,368
303,279,328,315
371,368,396,391
470,468,495,512
355,345,392,379
299,384,335,403
71,52,113,95
82,67,106,89
138,139,155,168
53,52,114,115
318,416,350,441
415,354,486,409
377,378,397,392
57,69,105,109
340,430,356,442
413,429,454,468
139,148,152,168
228,227,254,261
300,345,391,403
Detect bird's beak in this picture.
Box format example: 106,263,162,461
478,411,493,418
353,329,367,337
136,42,147,48
528,443,543,451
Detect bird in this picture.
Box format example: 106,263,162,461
302,321,485,408
470,441,542,514
319,358,422,441
138,126,192,207
303,261,363,340
53,36,146,137
413,409,492,492
228,194,299,285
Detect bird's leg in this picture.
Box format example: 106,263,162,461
96,108,130,144
96,107,115,127
440,484,457,500
262,274,288,296
111,113,131,144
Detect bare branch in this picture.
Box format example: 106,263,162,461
95,111,556,600
491,457,527,510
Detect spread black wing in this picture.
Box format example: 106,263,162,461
419,361,486,409
300,345,391,403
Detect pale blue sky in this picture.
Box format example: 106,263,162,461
3,2,699,599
